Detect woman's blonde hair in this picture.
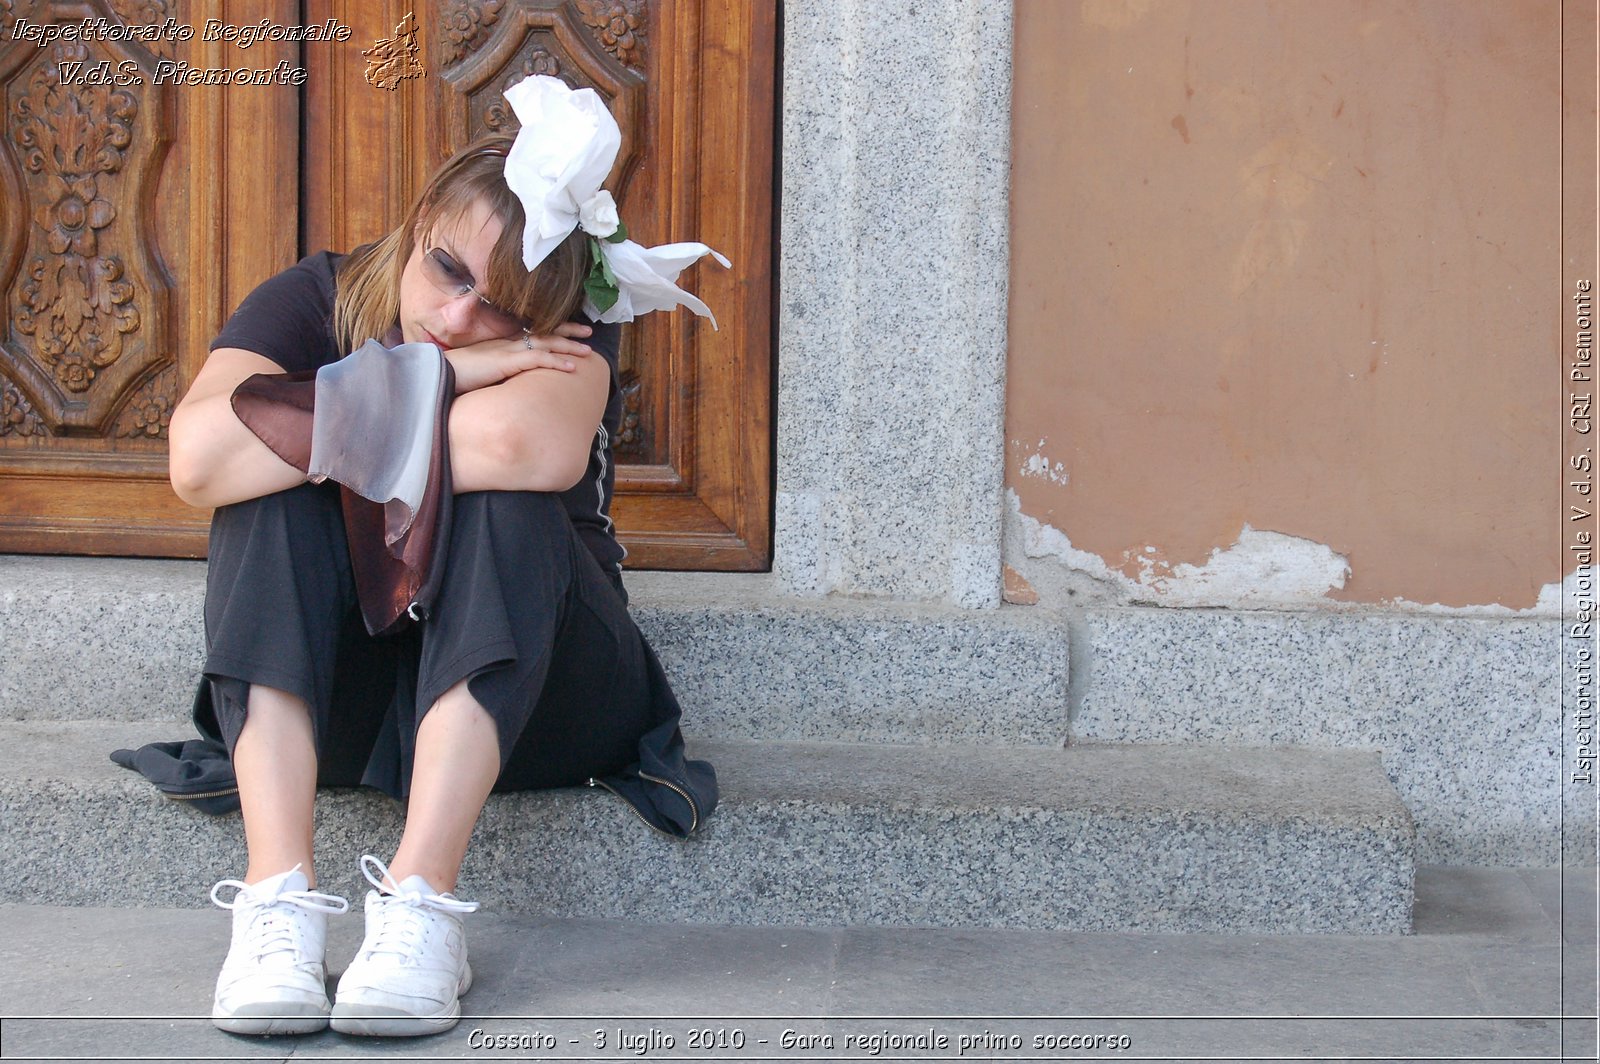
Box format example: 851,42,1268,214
333,134,589,352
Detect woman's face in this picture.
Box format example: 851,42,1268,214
398,197,522,350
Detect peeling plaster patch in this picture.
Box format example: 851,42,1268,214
1147,526,1350,607
1019,451,1070,485
1006,491,1575,614
1006,491,1349,609
1012,437,1070,485
1381,572,1585,618
1537,572,1583,616
1011,494,1132,585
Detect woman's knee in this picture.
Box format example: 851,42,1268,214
451,489,567,533
204,482,354,646
209,482,346,562
436,491,578,613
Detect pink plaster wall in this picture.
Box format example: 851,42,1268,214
1008,0,1569,608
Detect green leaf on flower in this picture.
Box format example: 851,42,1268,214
585,237,619,312
605,220,628,244
586,276,619,313
595,239,617,285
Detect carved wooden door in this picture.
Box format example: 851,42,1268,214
1,0,773,571
0,0,299,555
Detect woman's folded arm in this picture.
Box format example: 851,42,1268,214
168,347,307,509
447,350,611,494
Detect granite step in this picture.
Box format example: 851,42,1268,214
0,720,1415,934
1072,605,1574,867
0,555,1069,746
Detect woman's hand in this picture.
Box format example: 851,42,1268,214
443,321,595,393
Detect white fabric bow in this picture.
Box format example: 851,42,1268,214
501,75,727,326
589,240,732,327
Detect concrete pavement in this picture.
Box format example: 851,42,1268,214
0,867,1595,1062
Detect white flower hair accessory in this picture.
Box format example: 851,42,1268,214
501,75,729,327
578,189,620,239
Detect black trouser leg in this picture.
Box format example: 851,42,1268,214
201,481,396,786
415,491,655,792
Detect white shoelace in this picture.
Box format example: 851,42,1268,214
357,855,480,962
210,864,350,963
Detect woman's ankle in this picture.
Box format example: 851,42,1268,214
244,861,316,887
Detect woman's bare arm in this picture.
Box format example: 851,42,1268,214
171,325,606,508
447,347,611,493
167,347,307,509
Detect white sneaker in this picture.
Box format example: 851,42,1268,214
330,855,480,1037
210,866,349,1035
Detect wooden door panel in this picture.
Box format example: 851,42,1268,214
0,0,298,556
305,0,773,571
1,0,770,569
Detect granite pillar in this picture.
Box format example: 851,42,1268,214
774,0,1013,607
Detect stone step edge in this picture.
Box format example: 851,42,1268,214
0,723,1415,934
3,720,1413,829
0,559,1071,747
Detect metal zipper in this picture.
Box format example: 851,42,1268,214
169,786,240,801
636,770,700,835
587,772,701,838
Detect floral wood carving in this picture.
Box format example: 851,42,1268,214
441,0,504,67
482,50,564,130
106,0,179,58
107,0,172,24
10,43,142,395
574,0,647,71
0,0,32,42
0,379,46,438
615,368,644,455
112,363,175,439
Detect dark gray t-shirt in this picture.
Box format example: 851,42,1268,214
210,250,627,581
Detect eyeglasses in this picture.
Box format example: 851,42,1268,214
419,246,528,334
